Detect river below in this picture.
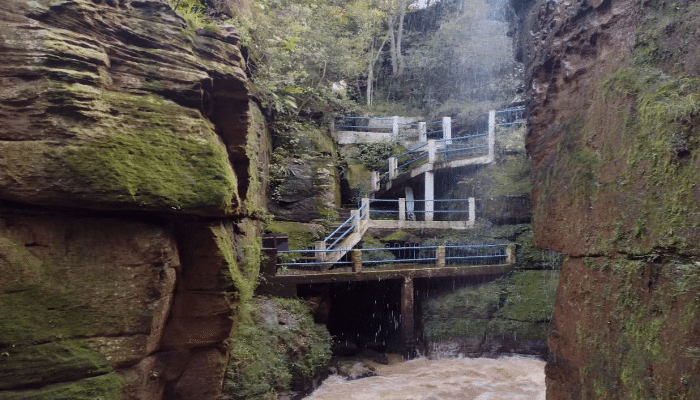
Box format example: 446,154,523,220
306,356,545,400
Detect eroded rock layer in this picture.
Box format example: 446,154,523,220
516,0,700,398
0,1,265,399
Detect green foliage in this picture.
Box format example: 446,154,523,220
360,234,396,268
171,0,218,32
355,140,402,170
224,297,332,400
381,0,520,115
229,0,371,118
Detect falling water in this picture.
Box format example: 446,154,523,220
306,356,545,400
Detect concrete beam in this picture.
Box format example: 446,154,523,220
268,264,514,284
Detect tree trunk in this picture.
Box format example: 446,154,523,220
366,61,374,107
367,37,388,107
396,0,406,76
388,12,398,76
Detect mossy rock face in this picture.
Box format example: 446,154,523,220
268,122,341,223
265,221,325,251
0,0,251,216
527,2,700,257
0,215,178,397
557,257,700,400
223,297,332,400
494,269,559,324
0,373,124,400
47,89,239,213
0,341,113,391
422,269,558,354
242,102,272,216
269,159,340,222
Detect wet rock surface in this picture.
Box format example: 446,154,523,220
0,0,249,216
516,0,700,397
0,1,266,398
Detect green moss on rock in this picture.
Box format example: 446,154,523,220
265,221,324,251
423,270,558,343
571,257,700,399
224,297,331,400
0,340,113,391
213,223,259,305
0,373,124,400
46,86,238,211
495,270,559,323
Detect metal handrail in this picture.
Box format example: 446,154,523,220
324,214,355,243
327,226,354,250
277,243,509,269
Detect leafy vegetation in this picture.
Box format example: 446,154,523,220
170,0,519,121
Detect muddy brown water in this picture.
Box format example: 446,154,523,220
306,356,545,400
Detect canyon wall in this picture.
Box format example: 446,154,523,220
0,1,266,399
515,0,700,398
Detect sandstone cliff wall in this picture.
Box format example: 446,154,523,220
515,0,700,398
0,1,266,399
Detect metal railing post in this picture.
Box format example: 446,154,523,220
419,121,427,142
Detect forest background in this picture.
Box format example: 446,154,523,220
174,0,521,126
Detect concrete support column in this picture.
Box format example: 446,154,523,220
436,245,446,267
405,187,415,221
428,140,436,163
488,110,496,161
352,249,362,272
389,157,398,180
425,171,434,222
392,116,399,137
469,197,476,224
442,116,451,144
315,241,326,264
507,244,516,265
399,198,406,221
400,276,415,357
418,121,427,142
371,171,380,192
261,248,278,277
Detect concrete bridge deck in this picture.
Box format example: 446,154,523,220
267,263,513,285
